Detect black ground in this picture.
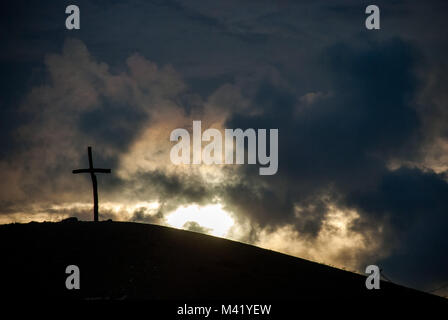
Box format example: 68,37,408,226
0,219,445,310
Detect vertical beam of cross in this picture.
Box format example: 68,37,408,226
73,146,111,222
87,147,99,221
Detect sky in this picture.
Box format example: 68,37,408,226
1,0,447,296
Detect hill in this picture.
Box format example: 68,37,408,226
0,220,444,306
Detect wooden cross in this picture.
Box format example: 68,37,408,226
72,146,111,222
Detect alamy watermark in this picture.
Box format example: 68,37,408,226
65,265,80,290
170,121,278,175
365,265,380,290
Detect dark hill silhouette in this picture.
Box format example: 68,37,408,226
0,220,445,306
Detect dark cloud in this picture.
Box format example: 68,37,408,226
128,170,213,208
348,167,448,289
78,102,149,151
224,38,421,233
130,206,163,224
182,221,212,234
221,37,448,290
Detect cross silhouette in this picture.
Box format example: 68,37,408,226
72,146,111,222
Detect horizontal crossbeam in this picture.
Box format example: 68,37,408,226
72,168,111,174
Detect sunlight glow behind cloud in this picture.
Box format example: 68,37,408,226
165,203,234,237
